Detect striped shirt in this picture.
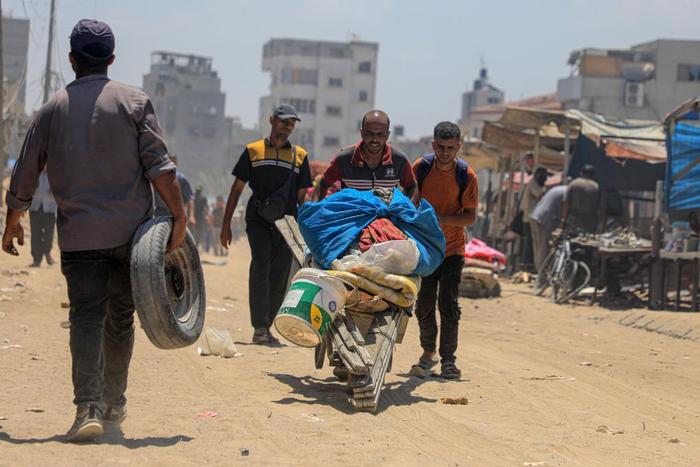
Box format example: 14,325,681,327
321,142,416,193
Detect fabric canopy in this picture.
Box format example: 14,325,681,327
568,135,665,191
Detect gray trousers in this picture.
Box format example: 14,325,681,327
531,221,552,273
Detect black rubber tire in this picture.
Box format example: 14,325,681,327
534,249,557,296
130,217,206,349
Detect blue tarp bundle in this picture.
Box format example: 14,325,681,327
298,188,446,276
666,122,700,211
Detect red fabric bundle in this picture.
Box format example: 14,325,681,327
359,218,407,252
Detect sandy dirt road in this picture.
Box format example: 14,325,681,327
1,238,699,466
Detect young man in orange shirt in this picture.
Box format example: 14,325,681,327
410,122,478,379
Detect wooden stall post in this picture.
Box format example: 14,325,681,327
649,180,665,308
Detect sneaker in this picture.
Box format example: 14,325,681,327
252,328,269,344
266,330,281,346
66,404,103,442
440,361,462,380
103,404,127,427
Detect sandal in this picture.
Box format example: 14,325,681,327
409,355,439,378
440,361,462,380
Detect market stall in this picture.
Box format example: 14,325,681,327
648,98,700,310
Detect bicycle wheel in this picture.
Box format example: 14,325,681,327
555,260,592,304
534,249,557,296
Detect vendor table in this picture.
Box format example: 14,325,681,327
571,240,652,304
655,251,700,311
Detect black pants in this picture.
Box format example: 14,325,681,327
29,207,55,264
61,244,134,408
246,220,292,329
522,222,534,269
415,254,465,363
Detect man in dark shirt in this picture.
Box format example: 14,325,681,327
317,110,417,201
563,164,600,234
220,104,312,344
1,20,185,442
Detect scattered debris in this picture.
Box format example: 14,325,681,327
0,416,7,420
201,259,227,266
301,413,323,422
527,375,576,382
25,408,45,413
439,397,469,405
523,462,547,466
1,344,23,350
60,321,71,329
579,361,593,366
669,438,682,444
197,327,241,358
239,448,250,456
205,306,228,312
197,410,217,418
60,302,70,309
596,425,624,435
512,271,532,284
223,296,238,301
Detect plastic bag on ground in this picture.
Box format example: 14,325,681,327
198,327,241,358
333,239,419,275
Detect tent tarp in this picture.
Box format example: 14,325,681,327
567,109,666,163
568,135,665,191
665,122,700,211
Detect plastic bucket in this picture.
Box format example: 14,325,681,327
274,268,347,347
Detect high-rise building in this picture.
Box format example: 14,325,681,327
260,38,379,161
143,51,227,194
2,16,29,112
557,39,700,120
460,66,504,125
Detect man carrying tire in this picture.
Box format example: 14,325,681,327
220,104,312,345
409,122,478,380
2,20,186,442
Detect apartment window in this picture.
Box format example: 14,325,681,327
358,61,372,73
328,77,343,87
280,98,316,114
487,96,500,104
325,105,342,117
298,130,315,148
358,90,368,102
202,127,217,138
280,68,318,85
328,46,346,58
155,82,165,96
678,64,700,82
323,136,341,147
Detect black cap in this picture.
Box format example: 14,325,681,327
273,104,301,122
70,19,115,60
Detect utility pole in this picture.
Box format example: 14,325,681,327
42,0,56,104
0,0,5,207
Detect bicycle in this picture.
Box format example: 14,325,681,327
534,227,592,304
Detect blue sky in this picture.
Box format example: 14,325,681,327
4,0,698,137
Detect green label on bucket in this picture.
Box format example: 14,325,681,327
278,279,331,335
